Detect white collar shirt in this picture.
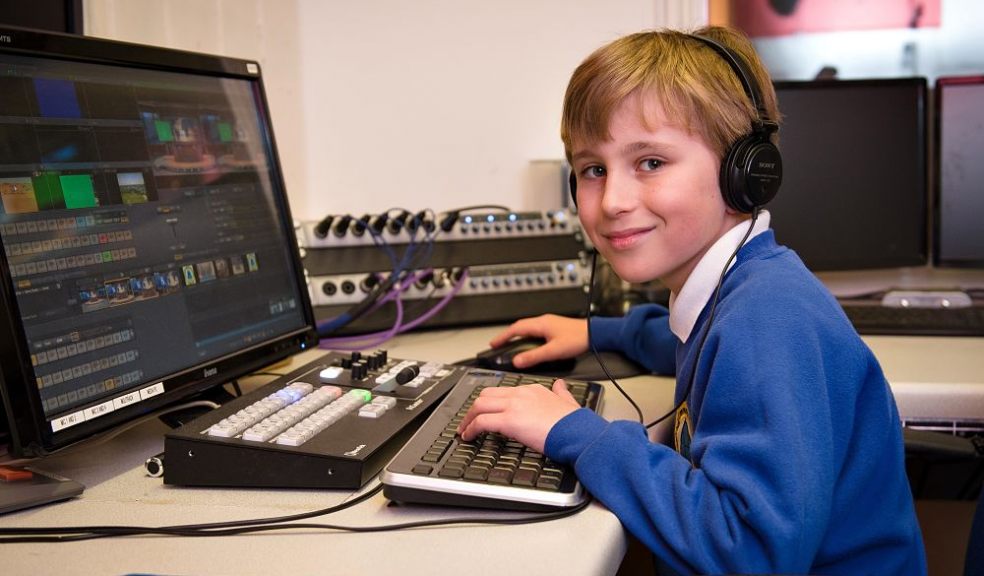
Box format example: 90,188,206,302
668,211,772,343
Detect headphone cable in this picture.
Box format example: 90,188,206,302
585,250,645,425
645,208,760,429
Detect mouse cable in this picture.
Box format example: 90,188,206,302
585,250,645,425
644,208,760,430
0,482,591,543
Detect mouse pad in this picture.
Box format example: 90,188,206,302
548,350,647,381
459,350,646,382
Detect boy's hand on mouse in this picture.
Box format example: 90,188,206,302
489,315,589,370
456,379,580,453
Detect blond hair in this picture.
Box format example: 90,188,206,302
560,26,779,162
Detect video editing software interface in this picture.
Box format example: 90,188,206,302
0,42,311,449
935,76,984,269
769,79,928,272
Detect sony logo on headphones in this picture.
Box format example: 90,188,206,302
758,162,777,169
0,35,12,44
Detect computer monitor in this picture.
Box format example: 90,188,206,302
769,78,928,272
0,27,318,457
934,75,984,269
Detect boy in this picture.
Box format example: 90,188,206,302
457,26,926,575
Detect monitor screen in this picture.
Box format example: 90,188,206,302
0,28,318,457
768,78,928,271
934,75,984,268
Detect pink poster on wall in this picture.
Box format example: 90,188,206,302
731,0,941,38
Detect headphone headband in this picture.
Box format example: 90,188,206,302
690,35,771,129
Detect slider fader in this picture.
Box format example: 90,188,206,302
162,350,467,489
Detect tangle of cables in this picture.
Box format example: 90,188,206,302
313,205,512,350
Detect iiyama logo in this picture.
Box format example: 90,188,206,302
344,444,367,457
0,35,11,44
203,366,218,378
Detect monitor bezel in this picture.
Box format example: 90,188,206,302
0,25,319,457
933,74,984,269
770,77,930,272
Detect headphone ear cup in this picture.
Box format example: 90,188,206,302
720,135,783,213
568,170,578,208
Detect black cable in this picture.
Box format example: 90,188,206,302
585,250,645,425
0,482,384,542
0,482,592,543
319,207,440,335
321,203,512,335
579,210,761,430
454,204,513,213
645,208,760,429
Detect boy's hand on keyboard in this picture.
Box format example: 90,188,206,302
456,379,581,453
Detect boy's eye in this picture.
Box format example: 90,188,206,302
582,165,606,179
640,158,664,171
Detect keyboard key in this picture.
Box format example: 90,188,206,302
512,468,538,487
487,467,513,484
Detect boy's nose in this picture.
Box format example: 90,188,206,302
601,173,638,216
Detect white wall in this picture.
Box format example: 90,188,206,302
84,0,707,221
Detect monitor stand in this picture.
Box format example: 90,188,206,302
157,383,238,429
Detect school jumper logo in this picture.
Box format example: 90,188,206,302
674,402,692,461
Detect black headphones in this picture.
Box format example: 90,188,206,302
568,34,782,214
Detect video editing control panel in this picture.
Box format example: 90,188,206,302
163,350,466,489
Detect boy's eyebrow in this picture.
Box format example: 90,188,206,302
621,141,665,155
572,140,673,163
571,150,597,164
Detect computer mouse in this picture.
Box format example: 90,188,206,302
475,337,576,374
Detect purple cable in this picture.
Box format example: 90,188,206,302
314,268,430,339
317,268,432,347
319,292,405,351
318,269,468,351
394,269,468,332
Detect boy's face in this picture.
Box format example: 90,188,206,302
570,92,742,293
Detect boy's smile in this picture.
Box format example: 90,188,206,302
570,92,743,293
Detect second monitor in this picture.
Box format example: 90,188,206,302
769,78,928,273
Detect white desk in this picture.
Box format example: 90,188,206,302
864,335,984,428
0,326,675,576
1,327,981,575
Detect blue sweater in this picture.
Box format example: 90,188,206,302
545,231,926,575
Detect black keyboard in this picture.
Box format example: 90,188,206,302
381,370,604,511
842,302,984,336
